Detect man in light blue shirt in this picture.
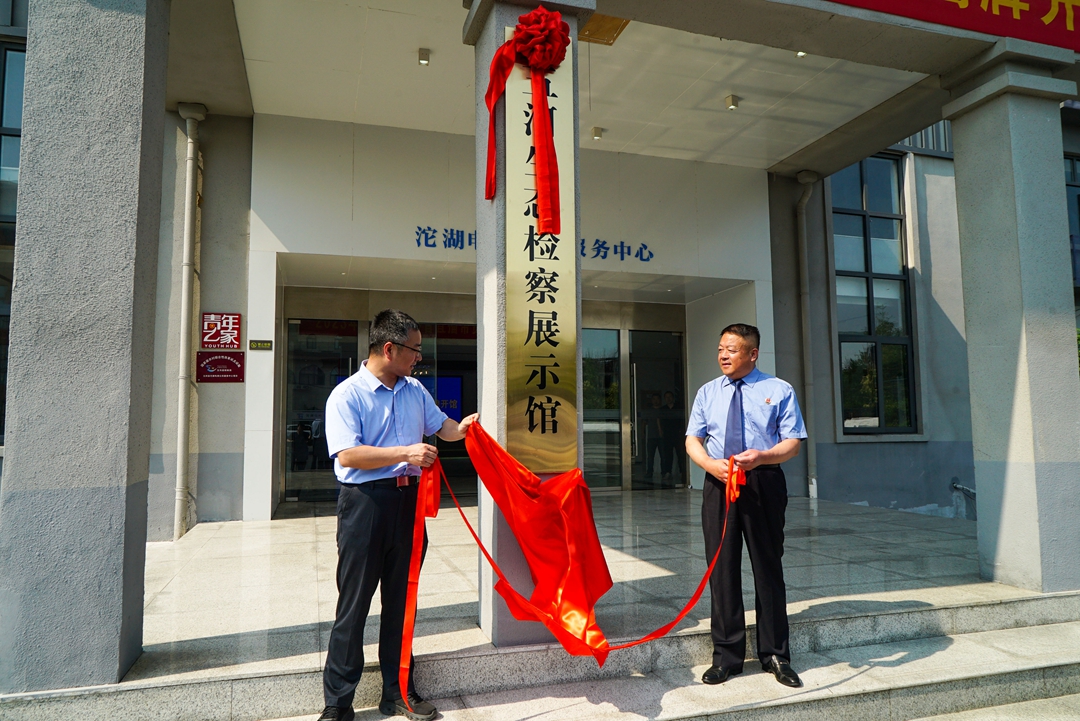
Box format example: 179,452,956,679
320,309,477,721
686,323,807,690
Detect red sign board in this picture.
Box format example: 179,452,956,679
828,0,1080,53
196,351,245,383
202,312,242,349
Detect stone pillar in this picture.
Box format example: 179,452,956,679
0,0,169,692
242,248,280,521
465,0,592,646
944,39,1080,592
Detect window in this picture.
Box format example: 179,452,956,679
0,0,28,28
0,42,23,444
829,156,916,433
1063,156,1080,289
894,120,952,156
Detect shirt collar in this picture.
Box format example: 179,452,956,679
723,367,763,388
358,359,406,393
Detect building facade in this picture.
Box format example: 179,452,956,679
1,0,1079,694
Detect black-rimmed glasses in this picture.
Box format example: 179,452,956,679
392,341,423,357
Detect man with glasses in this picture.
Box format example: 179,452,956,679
319,309,477,721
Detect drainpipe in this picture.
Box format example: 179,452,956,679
174,103,207,541
796,170,820,499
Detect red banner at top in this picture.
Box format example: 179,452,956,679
829,0,1080,53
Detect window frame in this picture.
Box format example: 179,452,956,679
0,40,22,225
0,37,24,448
1063,154,1080,290
826,153,919,435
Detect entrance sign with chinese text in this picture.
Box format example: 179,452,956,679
828,0,1080,52
202,312,242,349
504,28,578,472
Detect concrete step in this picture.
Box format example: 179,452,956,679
913,692,1080,720
3,591,1079,721
411,588,1080,704
274,621,1080,721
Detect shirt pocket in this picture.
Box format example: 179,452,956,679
757,399,781,440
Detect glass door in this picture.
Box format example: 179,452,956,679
582,328,621,488
285,319,359,501
416,323,479,498
631,330,687,489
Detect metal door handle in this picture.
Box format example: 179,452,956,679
630,362,638,457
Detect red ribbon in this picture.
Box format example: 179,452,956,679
484,5,569,235
397,423,748,703
397,461,441,712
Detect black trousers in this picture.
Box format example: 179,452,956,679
323,481,427,708
702,467,790,669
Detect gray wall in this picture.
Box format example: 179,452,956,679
0,0,169,691
769,154,977,517
148,113,252,540
768,174,812,497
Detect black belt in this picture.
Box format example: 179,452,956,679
345,476,419,489
756,464,781,469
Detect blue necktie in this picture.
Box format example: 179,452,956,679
724,379,745,458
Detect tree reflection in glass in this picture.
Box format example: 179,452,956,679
841,342,878,428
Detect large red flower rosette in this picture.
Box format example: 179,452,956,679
514,6,570,72
485,6,571,235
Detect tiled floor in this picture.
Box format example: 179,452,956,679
128,490,1034,685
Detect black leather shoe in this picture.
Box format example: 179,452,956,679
379,692,437,721
701,665,742,684
318,707,355,721
762,656,802,688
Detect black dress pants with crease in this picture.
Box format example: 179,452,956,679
324,481,427,708
702,467,790,670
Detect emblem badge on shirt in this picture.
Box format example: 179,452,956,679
765,398,772,405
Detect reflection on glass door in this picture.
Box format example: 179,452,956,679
416,324,479,498
631,331,686,490
582,329,621,488
285,319,359,501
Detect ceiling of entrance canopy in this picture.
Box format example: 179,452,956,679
232,0,923,169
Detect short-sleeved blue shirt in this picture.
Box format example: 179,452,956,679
686,367,807,460
324,360,449,484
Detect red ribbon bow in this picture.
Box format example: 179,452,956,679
484,5,570,235
726,456,746,503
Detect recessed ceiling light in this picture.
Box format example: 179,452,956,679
341,272,346,275
796,51,807,58
418,48,430,66
592,126,603,141
726,94,740,111
431,277,436,280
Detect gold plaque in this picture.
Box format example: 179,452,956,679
504,35,578,473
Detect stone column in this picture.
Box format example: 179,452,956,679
0,0,169,691
465,0,592,646
242,248,280,521
944,39,1080,592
